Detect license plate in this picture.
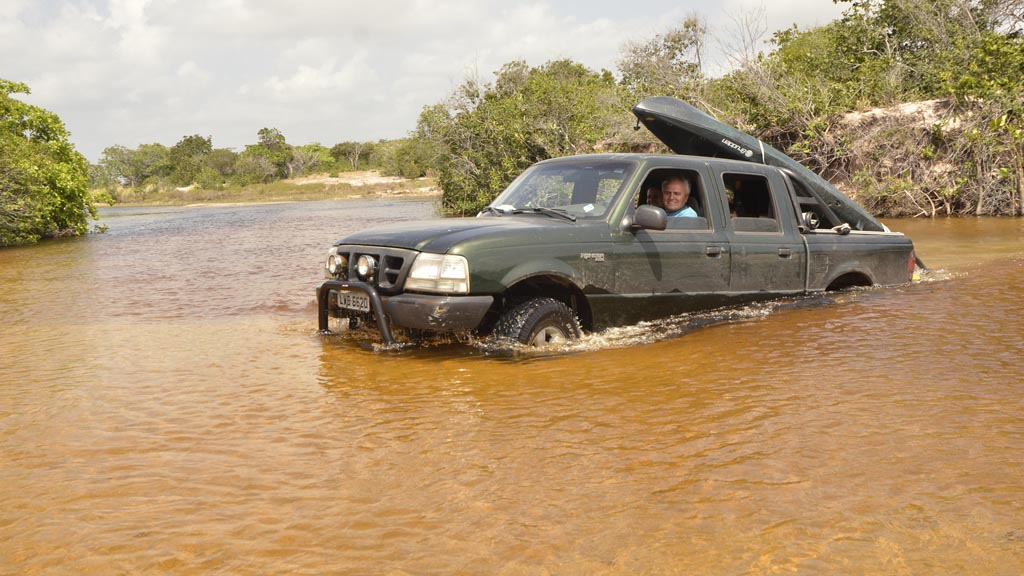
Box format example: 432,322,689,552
337,289,370,312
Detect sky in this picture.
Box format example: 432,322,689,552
1,0,846,162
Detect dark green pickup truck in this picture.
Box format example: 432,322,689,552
318,98,917,346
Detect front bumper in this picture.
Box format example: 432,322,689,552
317,280,493,345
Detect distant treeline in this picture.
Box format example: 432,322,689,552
88,129,427,204
3,0,1024,246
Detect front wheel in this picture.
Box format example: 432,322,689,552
493,297,581,346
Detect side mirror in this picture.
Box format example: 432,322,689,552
801,211,819,231
632,205,667,231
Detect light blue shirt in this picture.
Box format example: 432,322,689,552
666,206,697,218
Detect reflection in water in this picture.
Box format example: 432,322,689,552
1,201,1022,574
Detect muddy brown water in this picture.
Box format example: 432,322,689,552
1,199,1022,574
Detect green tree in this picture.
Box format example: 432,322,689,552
708,22,855,175
204,148,238,180
618,16,707,103
825,0,990,102
289,143,332,177
1,79,94,246
196,147,237,190
330,141,376,170
421,59,625,215
231,128,293,184
97,143,172,189
168,134,213,186
707,0,1024,216
256,127,293,178
96,145,136,186
232,154,276,186
373,138,432,179
135,144,172,187
89,162,116,190
733,0,1015,113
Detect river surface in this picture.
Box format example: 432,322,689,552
1,199,1022,574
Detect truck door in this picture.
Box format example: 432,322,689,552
719,169,805,294
610,165,731,324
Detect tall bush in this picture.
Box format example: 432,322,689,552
1,79,94,246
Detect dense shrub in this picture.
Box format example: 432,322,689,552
1,79,94,246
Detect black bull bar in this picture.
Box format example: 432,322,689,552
317,280,396,345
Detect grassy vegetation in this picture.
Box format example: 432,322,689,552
95,174,438,206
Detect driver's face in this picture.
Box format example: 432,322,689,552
662,179,690,212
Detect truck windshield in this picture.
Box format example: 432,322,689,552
485,159,636,220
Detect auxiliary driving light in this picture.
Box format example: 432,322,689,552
325,248,348,279
356,255,377,279
328,254,344,275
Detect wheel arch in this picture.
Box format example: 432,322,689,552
492,270,593,332
825,269,875,291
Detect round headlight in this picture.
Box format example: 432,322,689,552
356,255,376,279
325,249,348,279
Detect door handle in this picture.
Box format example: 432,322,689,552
778,247,792,258
705,245,723,257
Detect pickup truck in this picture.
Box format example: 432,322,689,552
317,98,917,346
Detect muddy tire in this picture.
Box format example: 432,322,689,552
493,297,581,346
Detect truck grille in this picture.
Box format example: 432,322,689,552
334,245,416,294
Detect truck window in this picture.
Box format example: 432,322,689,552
723,173,779,233
788,175,840,228
494,160,635,219
635,168,710,230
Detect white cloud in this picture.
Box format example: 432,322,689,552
3,0,850,161
176,60,210,84
265,51,378,101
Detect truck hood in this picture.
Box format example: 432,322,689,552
632,96,886,232
335,216,575,253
